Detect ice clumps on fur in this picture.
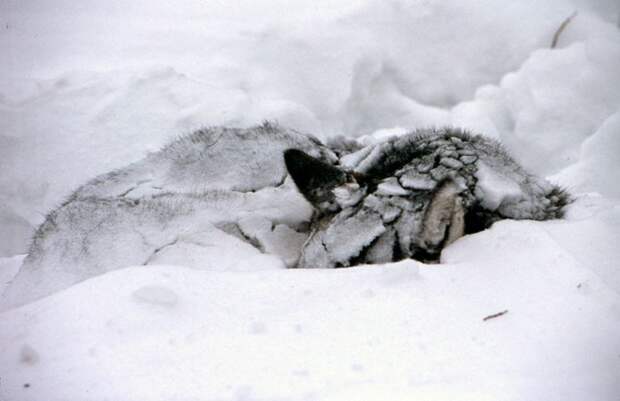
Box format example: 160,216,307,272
295,128,570,269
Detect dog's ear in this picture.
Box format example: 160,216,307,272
416,178,465,255
284,149,347,212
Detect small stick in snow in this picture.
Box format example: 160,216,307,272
483,310,508,321
551,11,578,49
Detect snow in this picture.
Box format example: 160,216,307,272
450,30,620,175
0,254,24,294
1,221,619,400
323,208,386,265
553,110,620,198
474,161,524,211
132,284,180,307
376,178,410,196
1,0,620,400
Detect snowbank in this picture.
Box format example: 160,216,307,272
1,210,618,401
553,111,620,199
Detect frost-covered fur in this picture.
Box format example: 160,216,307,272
1,123,334,309
1,124,569,309
286,128,570,268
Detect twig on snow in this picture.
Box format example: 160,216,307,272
551,11,578,48
483,310,509,322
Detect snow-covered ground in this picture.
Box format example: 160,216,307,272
1,1,619,400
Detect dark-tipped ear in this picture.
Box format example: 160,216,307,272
284,149,346,211
416,178,465,255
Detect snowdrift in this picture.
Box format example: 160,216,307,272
1,209,619,400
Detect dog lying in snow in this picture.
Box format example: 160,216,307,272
1,122,569,308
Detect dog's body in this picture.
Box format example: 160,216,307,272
1,123,569,308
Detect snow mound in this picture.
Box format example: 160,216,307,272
132,285,179,307
1,215,618,401
553,110,620,199
451,25,620,175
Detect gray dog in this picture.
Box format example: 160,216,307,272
1,122,569,309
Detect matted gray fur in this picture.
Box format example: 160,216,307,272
1,123,569,309
286,127,569,268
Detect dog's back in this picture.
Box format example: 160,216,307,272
1,123,334,309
